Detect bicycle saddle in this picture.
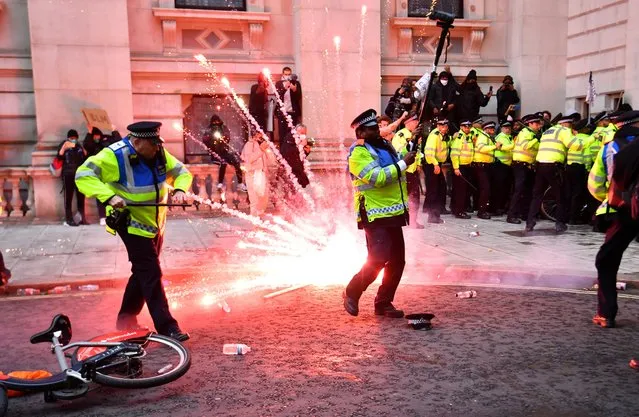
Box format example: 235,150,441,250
30,314,72,346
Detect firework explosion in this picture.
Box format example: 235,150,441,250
164,55,368,312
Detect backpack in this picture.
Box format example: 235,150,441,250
49,157,63,177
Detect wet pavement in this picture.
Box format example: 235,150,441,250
3,284,639,417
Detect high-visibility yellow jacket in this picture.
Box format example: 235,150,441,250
348,141,408,225
588,141,619,216
392,128,422,173
602,123,618,144
567,133,594,166
75,138,192,238
512,127,539,163
449,131,474,169
585,127,606,170
424,128,449,165
536,125,582,164
494,132,515,165
473,130,496,163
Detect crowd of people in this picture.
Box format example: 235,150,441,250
379,69,634,235
54,126,121,226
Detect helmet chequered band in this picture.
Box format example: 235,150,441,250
129,130,160,138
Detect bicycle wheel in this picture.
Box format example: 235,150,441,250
91,335,191,389
541,186,558,221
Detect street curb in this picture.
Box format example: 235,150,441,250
4,264,639,295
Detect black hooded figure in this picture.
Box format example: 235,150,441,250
83,126,119,222
202,115,244,189
454,70,492,124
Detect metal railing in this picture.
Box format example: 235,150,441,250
0,169,33,218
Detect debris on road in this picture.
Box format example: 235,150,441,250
223,344,251,355
456,290,477,299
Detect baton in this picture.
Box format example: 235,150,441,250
458,174,478,192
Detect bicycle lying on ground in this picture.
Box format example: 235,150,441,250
0,314,191,416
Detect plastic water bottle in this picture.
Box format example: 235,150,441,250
78,284,99,291
17,288,41,296
47,285,71,294
223,344,251,355
456,290,477,299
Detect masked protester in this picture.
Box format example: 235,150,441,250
57,129,87,226
455,70,492,125
496,75,520,124
203,115,246,193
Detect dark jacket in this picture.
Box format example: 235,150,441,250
496,87,520,122
455,83,490,123
428,81,458,118
56,140,86,176
275,79,303,119
249,83,269,132
82,130,120,157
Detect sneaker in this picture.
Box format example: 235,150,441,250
99,218,107,226
216,182,224,190
64,220,79,227
237,183,248,193
592,314,615,328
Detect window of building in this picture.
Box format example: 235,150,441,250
183,95,249,164
408,0,464,18
175,0,246,11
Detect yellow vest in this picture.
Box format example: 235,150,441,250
424,128,449,165
536,125,581,164
494,132,514,165
512,127,539,163
449,131,474,169
392,128,422,173
473,130,496,163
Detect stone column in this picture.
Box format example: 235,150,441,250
506,0,568,116
293,0,381,146
27,0,134,218
624,1,639,108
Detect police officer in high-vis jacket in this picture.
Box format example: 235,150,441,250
343,109,416,319
76,121,193,342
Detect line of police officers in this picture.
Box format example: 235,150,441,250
383,110,627,234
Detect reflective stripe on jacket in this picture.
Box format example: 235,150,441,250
392,128,422,173
536,125,581,164
75,138,192,238
512,127,539,163
494,132,514,165
450,131,474,169
473,130,495,163
424,128,449,165
349,141,408,224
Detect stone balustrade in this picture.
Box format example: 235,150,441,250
0,168,33,218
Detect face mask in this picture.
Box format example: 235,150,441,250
441,79,449,86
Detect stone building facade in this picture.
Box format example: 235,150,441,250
0,0,636,219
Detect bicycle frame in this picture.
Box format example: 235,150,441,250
0,329,152,393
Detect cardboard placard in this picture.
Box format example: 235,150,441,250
81,108,112,132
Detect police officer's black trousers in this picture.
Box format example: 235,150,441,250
564,163,587,223
595,209,639,320
346,227,406,307
451,165,471,215
508,163,534,219
117,229,179,335
527,163,566,226
491,161,512,213
63,173,85,222
423,163,446,220
473,163,492,215
406,172,421,224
